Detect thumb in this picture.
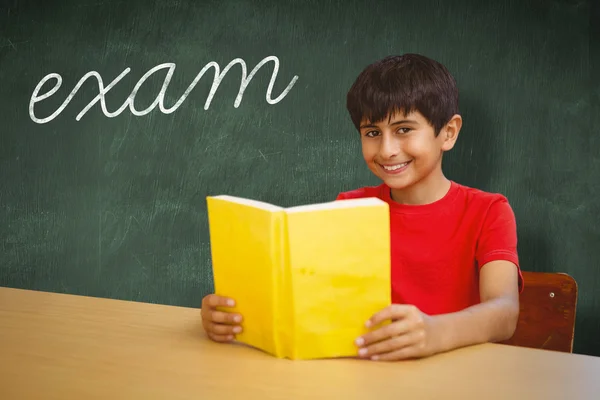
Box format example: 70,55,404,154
203,294,236,309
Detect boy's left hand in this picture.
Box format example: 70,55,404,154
355,304,439,361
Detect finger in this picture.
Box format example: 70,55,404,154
203,321,243,336
209,310,243,325
358,331,421,358
204,294,236,308
366,304,416,327
371,344,425,361
207,332,236,343
356,319,413,347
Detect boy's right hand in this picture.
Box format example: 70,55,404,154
201,294,243,343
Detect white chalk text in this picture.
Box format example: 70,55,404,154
29,56,299,124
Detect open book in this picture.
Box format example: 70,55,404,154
206,194,391,360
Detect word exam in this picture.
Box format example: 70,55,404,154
28,55,299,124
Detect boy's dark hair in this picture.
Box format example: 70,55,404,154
346,54,459,136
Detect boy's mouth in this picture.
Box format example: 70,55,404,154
379,160,412,174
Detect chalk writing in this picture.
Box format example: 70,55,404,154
29,56,299,124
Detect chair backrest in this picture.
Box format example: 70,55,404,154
500,271,578,353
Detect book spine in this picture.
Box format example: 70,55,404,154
282,213,294,359
272,212,293,359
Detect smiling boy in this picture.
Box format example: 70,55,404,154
201,53,522,361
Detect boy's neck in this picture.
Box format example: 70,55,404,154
389,170,452,206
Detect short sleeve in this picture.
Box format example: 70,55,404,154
476,197,523,292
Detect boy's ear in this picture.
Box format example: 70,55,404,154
441,114,462,151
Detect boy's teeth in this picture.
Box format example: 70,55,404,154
383,162,408,171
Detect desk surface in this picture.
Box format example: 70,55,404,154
1,286,599,400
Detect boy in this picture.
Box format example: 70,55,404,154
201,54,523,361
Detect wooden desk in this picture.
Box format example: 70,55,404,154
1,287,599,400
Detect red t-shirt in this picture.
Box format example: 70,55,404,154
336,181,523,316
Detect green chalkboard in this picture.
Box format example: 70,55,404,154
1,0,599,356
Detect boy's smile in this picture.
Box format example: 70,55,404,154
378,160,412,174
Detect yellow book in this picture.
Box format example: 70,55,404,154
205,195,391,360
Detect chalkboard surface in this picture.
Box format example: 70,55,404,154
1,0,599,356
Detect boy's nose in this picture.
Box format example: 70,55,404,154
378,136,400,160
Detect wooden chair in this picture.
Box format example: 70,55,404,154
500,271,578,353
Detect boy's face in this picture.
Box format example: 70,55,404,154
358,110,459,192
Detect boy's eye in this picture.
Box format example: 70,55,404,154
397,127,411,134
365,130,379,137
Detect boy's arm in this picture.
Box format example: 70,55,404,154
432,197,521,352
356,261,520,360
430,259,520,353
